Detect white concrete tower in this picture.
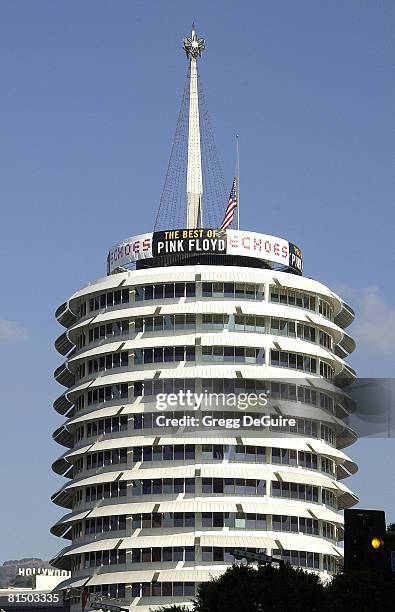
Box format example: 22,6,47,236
51,26,359,612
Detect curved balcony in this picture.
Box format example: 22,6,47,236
334,301,355,330
55,331,75,356
53,392,73,415
56,301,78,329
54,363,75,388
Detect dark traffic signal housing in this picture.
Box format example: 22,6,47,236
344,509,386,572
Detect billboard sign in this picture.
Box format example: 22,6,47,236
107,229,303,275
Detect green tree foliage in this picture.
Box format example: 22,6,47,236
11,574,34,588
326,569,395,612
151,563,395,612
194,565,328,612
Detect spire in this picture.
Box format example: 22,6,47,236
154,24,226,232
183,24,205,228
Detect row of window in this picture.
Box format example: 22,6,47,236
272,515,319,535
88,351,128,373
79,548,218,568
271,318,332,349
77,347,333,379
136,283,195,301
87,384,128,406
80,379,337,412
201,478,266,495
272,482,337,508
201,346,265,364
132,478,195,496
85,549,126,567
133,379,336,414
276,549,320,569
131,547,195,563
86,416,128,438
73,512,336,536
271,549,337,573
80,584,125,601
136,314,195,333
77,284,333,320
84,515,126,535
83,482,127,502
270,288,317,312
77,314,333,350
127,512,336,536
90,289,130,311
77,480,337,508
129,444,334,474
130,411,335,444
272,481,319,502
270,350,318,374
202,282,261,299
130,582,195,598
319,300,333,320
134,345,195,364
131,512,195,529
73,443,335,477
206,314,266,332
86,449,127,470
88,320,129,342
77,409,332,448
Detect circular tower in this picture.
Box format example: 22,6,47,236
51,25,358,612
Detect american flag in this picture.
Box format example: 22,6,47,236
221,178,238,230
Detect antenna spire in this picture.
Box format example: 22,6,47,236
183,24,205,227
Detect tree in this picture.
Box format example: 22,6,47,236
326,569,395,612
194,565,328,612
11,574,34,588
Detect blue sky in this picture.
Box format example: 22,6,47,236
0,1,393,563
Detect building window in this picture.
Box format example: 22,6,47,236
86,448,127,470
135,314,196,333
87,416,128,438
85,549,126,568
133,378,196,398
87,383,128,405
131,478,195,496
134,346,195,365
202,282,261,300
280,550,320,569
201,346,264,364
85,515,126,535
131,583,195,598
132,444,195,463
201,478,265,496
319,299,333,321
270,350,317,373
88,351,128,373
271,481,319,502
320,360,334,380
135,283,195,301
88,320,129,343
89,289,129,312
85,482,127,502
270,287,316,311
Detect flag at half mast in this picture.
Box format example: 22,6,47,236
221,178,238,230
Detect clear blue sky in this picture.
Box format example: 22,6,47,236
0,1,393,563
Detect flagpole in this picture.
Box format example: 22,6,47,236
236,134,240,230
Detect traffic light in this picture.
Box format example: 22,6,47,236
344,509,386,571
